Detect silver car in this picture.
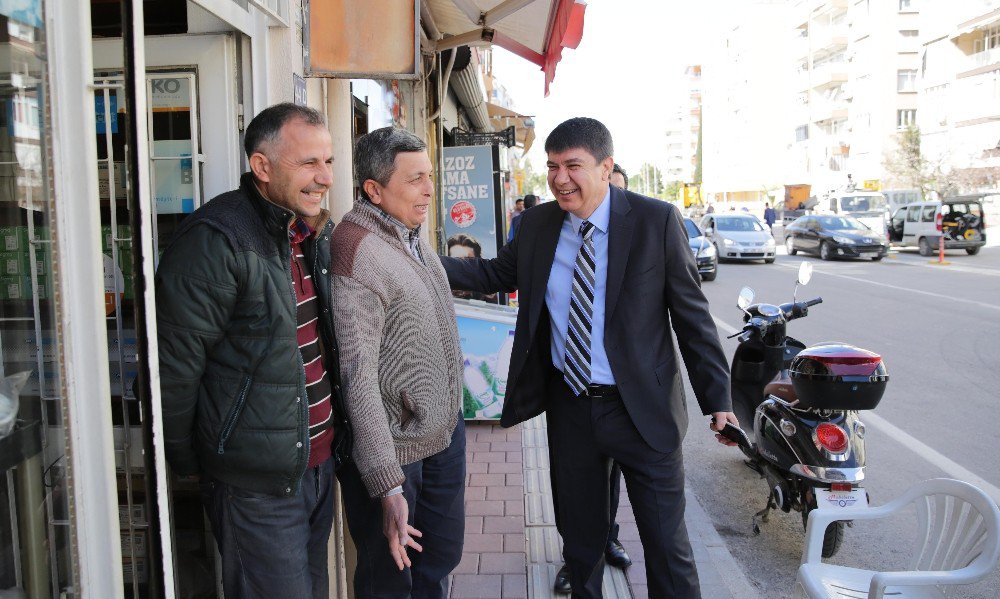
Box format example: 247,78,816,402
699,213,776,263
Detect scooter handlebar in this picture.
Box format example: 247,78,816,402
804,297,823,307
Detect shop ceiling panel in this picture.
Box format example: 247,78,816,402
426,0,555,54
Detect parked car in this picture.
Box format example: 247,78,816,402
684,218,718,281
784,214,888,261
699,213,776,263
820,191,890,236
887,197,987,256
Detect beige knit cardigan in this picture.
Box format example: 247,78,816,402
330,201,463,498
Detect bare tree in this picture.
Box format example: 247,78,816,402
883,125,1000,198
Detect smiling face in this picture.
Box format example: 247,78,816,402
364,150,434,229
546,147,613,219
250,118,333,219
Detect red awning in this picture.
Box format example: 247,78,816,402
425,0,587,96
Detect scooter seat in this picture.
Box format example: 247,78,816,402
765,372,799,404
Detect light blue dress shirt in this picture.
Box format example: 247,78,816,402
545,187,615,385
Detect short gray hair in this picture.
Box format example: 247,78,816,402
355,126,427,200
244,103,325,159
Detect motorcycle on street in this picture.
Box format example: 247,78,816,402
718,262,889,558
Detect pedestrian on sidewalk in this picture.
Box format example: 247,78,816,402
156,103,350,599
764,202,776,231
508,193,538,243
441,117,739,599
332,126,465,599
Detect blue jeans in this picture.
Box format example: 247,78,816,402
339,414,466,599
200,459,336,599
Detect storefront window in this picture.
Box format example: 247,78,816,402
0,4,75,597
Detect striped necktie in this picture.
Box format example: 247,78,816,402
564,220,596,396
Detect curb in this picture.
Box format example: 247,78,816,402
685,487,762,599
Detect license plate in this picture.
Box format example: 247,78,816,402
816,487,868,510
860,252,877,258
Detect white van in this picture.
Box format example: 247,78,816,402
887,197,987,256
823,191,889,236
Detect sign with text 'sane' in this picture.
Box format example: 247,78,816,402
442,145,498,260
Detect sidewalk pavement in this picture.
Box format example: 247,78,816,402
450,417,760,599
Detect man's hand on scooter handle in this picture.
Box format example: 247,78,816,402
710,412,740,447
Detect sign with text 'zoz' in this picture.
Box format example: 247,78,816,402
442,145,498,260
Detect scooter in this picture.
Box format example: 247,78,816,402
718,262,888,558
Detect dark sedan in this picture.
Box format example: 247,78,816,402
685,218,718,281
784,214,889,261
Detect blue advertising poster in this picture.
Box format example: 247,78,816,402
454,300,517,420
95,95,119,135
153,140,195,214
442,145,498,260
0,0,42,29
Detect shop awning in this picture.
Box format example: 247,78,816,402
486,102,536,153
424,0,587,96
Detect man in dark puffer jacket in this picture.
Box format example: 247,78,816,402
156,103,350,599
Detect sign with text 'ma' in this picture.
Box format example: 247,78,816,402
306,0,419,79
442,146,498,260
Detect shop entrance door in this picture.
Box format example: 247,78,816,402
93,68,204,598
91,32,240,599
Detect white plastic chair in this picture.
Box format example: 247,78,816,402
794,478,1000,598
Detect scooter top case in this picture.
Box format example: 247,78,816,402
789,343,888,411
753,399,867,484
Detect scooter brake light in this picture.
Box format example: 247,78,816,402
815,423,849,454
830,482,852,492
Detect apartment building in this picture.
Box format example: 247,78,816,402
702,0,791,204
663,65,702,184
919,0,1000,191
789,0,920,193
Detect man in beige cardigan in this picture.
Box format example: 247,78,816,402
331,127,465,598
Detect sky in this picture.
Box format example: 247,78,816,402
491,0,728,178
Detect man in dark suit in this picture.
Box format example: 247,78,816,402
441,117,738,598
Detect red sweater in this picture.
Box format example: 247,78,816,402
289,219,334,468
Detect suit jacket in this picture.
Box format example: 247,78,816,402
442,185,731,453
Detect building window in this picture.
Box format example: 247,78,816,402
897,69,918,92
899,30,919,38
974,25,1000,54
899,0,913,11
897,109,917,129
795,125,809,142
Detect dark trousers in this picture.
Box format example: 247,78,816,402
200,458,336,599
551,445,623,549
547,379,700,599
608,462,622,545
339,415,466,599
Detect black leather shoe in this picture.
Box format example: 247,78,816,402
605,540,632,569
553,564,572,594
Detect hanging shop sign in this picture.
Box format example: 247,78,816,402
306,0,419,79
442,145,498,260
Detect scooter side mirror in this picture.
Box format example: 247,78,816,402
798,261,813,286
737,286,755,311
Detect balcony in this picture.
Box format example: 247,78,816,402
829,141,850,156
793,0,847,28
810,25,849,54
971,45,1000,69
952,75,1000,124
812,103,849,123
800,62,848,92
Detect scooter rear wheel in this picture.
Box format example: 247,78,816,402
803,502,845,558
